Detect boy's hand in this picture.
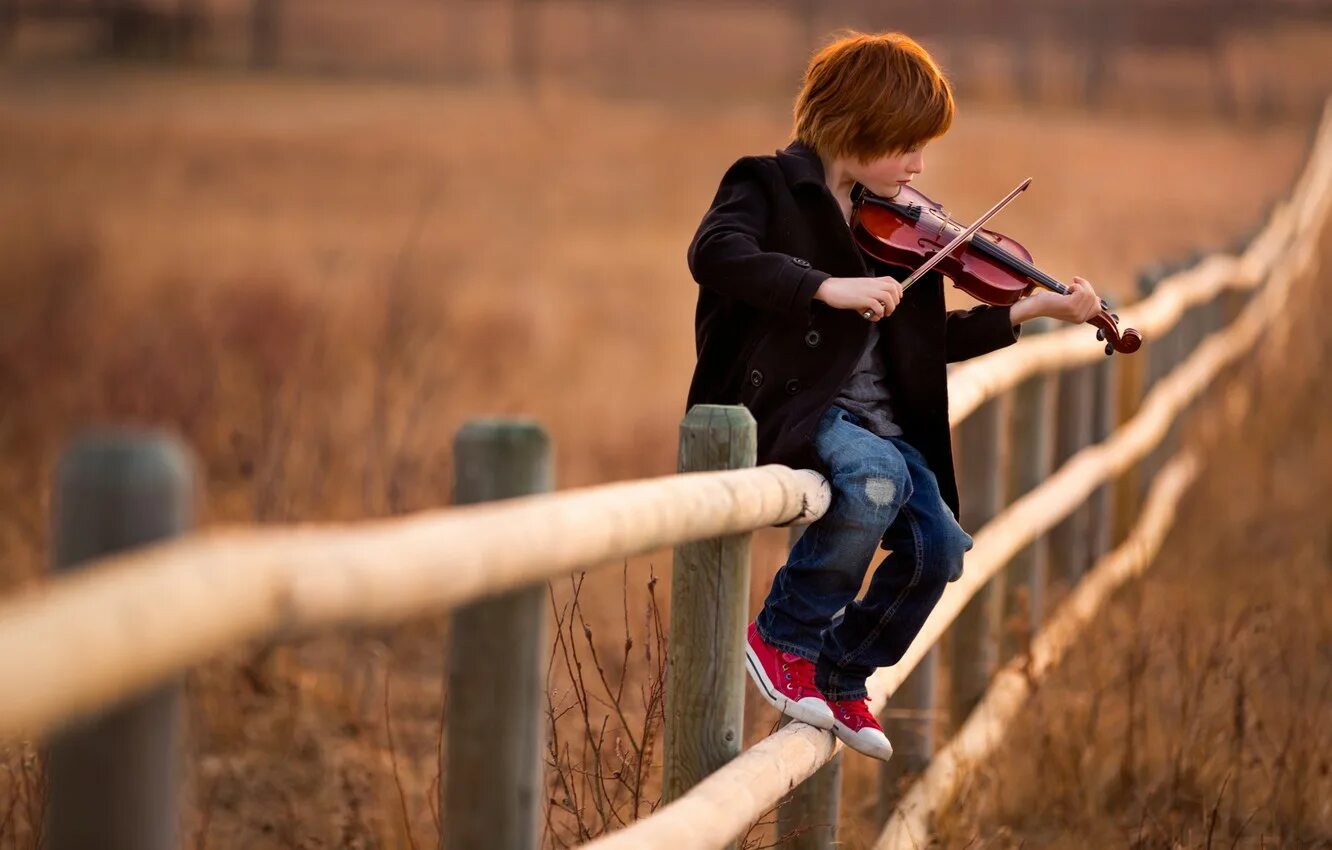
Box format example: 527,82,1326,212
1015,276,1101,325
814,276,903,322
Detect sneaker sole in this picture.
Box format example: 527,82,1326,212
831,720,894,762
743,644,835,731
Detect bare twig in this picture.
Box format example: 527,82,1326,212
383,662,420,850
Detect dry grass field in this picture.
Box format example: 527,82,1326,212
0,65,1320,847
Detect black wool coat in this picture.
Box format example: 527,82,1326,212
684,139,1022,523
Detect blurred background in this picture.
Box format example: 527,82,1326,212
0,1,1329,847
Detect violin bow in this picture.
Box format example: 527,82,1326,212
898,177,1032,291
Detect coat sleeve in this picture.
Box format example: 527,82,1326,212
944,302,1022,363
687,156,830,317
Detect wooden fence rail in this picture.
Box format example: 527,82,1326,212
4,100,1328,850
0,463,831,739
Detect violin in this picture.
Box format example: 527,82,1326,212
850,184,1143,355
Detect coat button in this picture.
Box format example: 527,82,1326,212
790,256,811,268
749,369,764,388
785,378,800,395
804,330,821,348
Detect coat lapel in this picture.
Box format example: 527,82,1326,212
775,140,869,278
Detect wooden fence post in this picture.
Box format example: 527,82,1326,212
1113,350,1146,543
1049,365,1094,587
46,432,195,850
1139,317,1181,492
443,420,552,850
663,405,754,815
1086,355,1119,563
1136,266,1169,402
1181,303,1210,417
1205,290,1227,335
1222,287,1250,326
776,527,841,849
948,395,1008,726
879,648,937,818
1002,344,1055,664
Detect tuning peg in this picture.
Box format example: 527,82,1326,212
1096,329,1105,341
1111,313,1119,322
1105,343,1114,356
1100,298,1109,309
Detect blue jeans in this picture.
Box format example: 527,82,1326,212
755,405,974,700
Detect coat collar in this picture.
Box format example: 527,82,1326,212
775,138,828,191
776,139,870,204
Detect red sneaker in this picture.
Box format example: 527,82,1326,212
743,622,835,730
826,695,894,762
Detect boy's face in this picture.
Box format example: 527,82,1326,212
848,143,926,199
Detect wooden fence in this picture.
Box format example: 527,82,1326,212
3,102,1329,849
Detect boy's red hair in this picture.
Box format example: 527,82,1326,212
793,31,955,162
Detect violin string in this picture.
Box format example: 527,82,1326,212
969,235,1070,294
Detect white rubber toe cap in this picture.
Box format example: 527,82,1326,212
833,722,894,762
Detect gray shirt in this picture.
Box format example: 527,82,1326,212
831,323,904,438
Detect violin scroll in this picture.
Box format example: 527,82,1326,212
1091,308,1142,356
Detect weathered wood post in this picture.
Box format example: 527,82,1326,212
1222,287,1250,327
776,529,841,849
1180,303,1209,417
1049,365,1094,587
879,648,937,817
46,431,195,850
1146,320,1185,476
443,420,551,850
948,395,1008,726
1001,328,1055,663
1086,354,1119,563
1205,288,1227,335
1112,349,1146,544
1136,266,1169,387
1114,265,1166,538
663,405,754,817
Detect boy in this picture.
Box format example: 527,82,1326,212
685,31,1100,762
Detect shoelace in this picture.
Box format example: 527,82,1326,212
829,697,880,729
778,651,819,694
